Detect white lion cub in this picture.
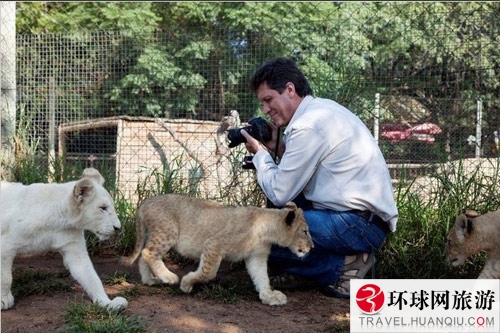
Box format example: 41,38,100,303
1,168,128,311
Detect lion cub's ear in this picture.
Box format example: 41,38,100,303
283,201,298,210
82,168,105,185
457,213,474,237
284,210,296,226
463,209,479,218
282,202,298,226
73,179,95,206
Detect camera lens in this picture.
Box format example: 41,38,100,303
227,125,252,148
226,117,270,148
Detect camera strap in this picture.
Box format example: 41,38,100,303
272,127,282,164
266,127,282,209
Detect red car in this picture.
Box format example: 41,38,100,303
381,122,442,144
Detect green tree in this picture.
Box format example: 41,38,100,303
14,2,500,159
16,2,160,35
356,2,500,158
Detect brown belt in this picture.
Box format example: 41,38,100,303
349,210,391,234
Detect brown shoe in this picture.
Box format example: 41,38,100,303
323,253,376,298
344,252,376,279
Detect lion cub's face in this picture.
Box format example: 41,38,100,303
282,204,314,258
74,169,122,241
445,210,480,266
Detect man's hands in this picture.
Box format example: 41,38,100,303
241,129,265,154
242,121,283,156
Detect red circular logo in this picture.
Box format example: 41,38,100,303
355,283,385,314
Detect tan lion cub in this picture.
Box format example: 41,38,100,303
445,209,500,278
120,194,313,306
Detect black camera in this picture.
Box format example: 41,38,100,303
241,155,256,169
227,117,272,148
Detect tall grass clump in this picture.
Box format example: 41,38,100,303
135,154,201,204
4,106,95,184
112,190,140,256
377,179,439,279
6,106,47,183
378,157,500,279
213,146,267,206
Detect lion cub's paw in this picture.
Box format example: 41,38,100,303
1,293,15,310
179,274,196,293
260,289,287,306
104,297,128,311
159,273,180,285
180,283,193,293
143,277,166,286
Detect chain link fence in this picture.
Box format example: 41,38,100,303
2,2,499,204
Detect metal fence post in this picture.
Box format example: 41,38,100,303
476,100,482,158
374,93,380,145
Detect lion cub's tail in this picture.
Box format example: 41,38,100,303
119,206,147,266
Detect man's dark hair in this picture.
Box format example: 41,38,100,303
249,57,313,97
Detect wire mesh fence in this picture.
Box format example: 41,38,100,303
2,2,499,204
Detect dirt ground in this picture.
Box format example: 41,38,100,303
0,252,350,333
